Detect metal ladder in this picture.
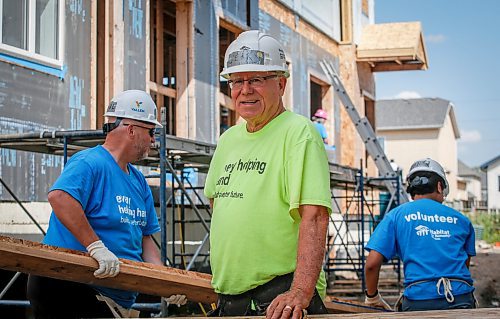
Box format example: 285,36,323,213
320,60,409,203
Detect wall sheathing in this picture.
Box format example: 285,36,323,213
0,0,150,202
124,0,148,91
193,0,218,144
0,2,92,202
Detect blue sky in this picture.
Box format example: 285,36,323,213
374,0,500,167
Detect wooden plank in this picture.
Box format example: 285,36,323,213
0,235,385,313
325,297,386,314
181,308,500,318
150,81,177,99
0,235,216,304
328,308,500,318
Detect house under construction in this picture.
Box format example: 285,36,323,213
0,0,430,316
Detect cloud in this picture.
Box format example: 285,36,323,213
460,129,482,143
394,91,422,99
426,34,446,43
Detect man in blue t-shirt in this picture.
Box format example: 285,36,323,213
364,158,476,311
27,90,186,318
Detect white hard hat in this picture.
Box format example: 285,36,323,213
406,158,449,196
220,30,289,79
104,90,162,127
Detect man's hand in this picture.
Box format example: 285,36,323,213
86,240,121,278
266,289,309,319
364,291,391,310
163,294,187,307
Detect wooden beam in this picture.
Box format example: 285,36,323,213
372,62,425,72
202,308,500,318
90,0,97,129
341,0,352,43
155,0,164,109
0,236,216,304
218,92,234,111
150,81,177,99
324,297,386,314
0,235,389,313
176,0,195,139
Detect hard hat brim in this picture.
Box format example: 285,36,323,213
220,64,290,79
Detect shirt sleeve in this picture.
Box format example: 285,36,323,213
464,221,476,256
204,152,218,199
286,138,332,221
50,155,94,210
365,213,397,261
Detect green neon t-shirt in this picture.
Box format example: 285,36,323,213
205,111,332,296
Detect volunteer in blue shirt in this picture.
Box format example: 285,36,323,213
364,158,476,311
27,90,186,319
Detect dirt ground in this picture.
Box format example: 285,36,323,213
470,250,500,308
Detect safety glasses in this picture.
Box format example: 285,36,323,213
227,74,278,90
123,124,155,137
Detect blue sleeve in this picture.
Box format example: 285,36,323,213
464,221,476,256
50,155,94,210
366,212,397,261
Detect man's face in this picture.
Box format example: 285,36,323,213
121,119,156,160
229,72,286,129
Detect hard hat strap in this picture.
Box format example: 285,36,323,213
102,118,123,135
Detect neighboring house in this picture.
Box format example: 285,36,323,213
480,155,500,211
458,159,484,211
376,98,461,205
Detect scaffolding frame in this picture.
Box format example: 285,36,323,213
0,129,403,310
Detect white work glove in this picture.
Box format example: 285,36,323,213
163,294,187,307
365,290,392,310
86,240,121,278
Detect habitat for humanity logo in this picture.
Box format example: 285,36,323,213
132,100,145,113
415,225,451,240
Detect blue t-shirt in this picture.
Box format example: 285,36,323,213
43,145,160,308
313,122,328,141
366,198,475,300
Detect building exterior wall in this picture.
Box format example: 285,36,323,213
486,161,500,210
379,114,460,203
0,1,94,202
1,1,380,235
437,114,459,201
379,128,440,177
465,177,482,201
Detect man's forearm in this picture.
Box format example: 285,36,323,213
291,205,329,300
142,235,162,265
365,251,384,296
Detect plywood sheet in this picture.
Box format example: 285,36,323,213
357,22,428,71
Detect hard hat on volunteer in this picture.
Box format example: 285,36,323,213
103,90,162,133
220,30,289,79
406,158,449,197
314,109,328,120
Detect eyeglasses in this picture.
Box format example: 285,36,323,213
227,75,279,90
123,124,156,137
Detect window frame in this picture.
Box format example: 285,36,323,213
0,0,65,69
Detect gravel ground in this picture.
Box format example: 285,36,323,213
470,248,500,308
